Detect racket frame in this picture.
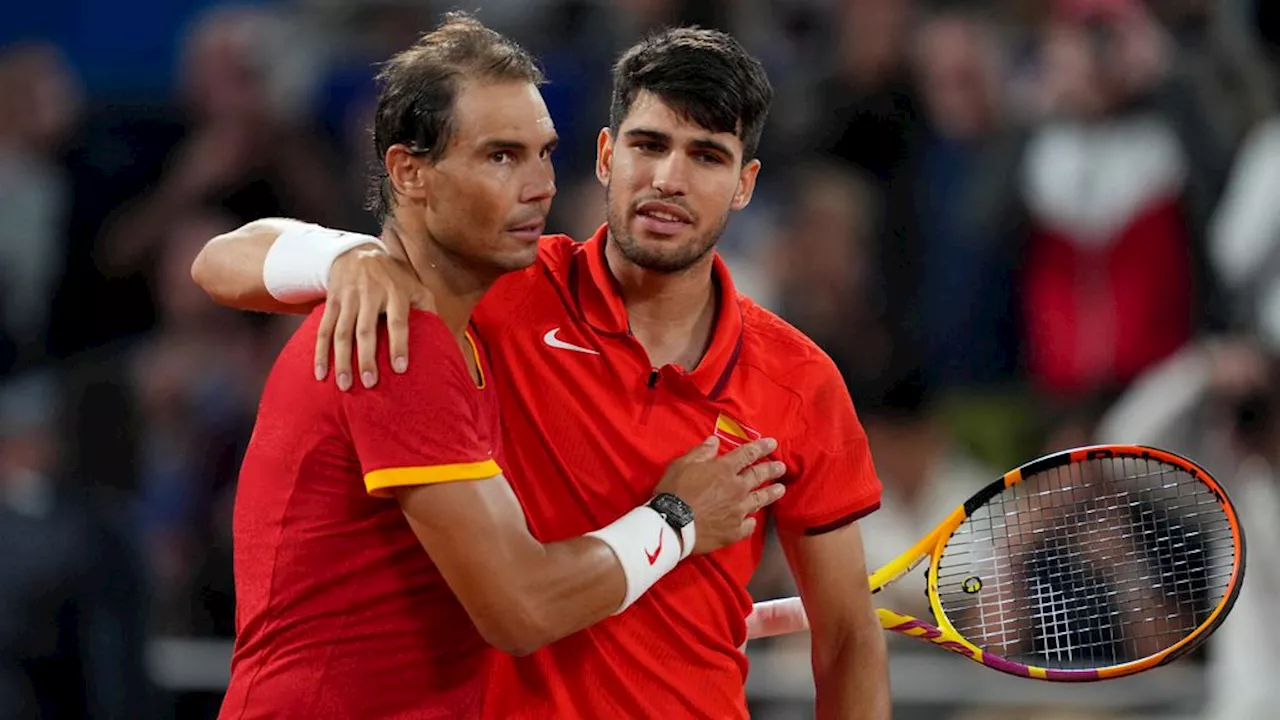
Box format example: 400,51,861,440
751,444,1246,682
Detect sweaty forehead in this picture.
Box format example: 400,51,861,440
451,80,555,142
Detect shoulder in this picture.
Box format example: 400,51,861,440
354,308,475,402
737,297,844,391
401,308,462,351
736,298,860,452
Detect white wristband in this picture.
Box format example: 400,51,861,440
262,224,386,303
586,506,683,613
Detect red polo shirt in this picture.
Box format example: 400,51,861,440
473,227,881,718
223,310,503,719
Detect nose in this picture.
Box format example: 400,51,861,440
652,154,689,197
522,160,556,204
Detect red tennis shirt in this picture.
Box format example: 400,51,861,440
221,310,503,719
473,226,882,718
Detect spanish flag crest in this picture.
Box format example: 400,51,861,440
714,413,760,451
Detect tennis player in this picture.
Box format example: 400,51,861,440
195,27,888,720
214,16,786,720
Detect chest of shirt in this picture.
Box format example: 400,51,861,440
474,293,790,550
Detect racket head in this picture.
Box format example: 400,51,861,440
923,444,1245,681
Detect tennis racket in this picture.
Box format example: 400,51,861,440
747,445,1245,681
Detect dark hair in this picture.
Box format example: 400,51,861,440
369,11,544,221
609,27,772,162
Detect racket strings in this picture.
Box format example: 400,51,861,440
934,456,1236,670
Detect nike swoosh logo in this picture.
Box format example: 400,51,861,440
644,527,665,565
543,328,600,355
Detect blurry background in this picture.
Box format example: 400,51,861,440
2,0,1279,717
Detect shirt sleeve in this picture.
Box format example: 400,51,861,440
341,311,501,497
771,355,882,535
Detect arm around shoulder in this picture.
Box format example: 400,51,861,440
342,320,673,655
190,218,384,314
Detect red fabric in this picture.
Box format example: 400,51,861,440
472,228,882,718
1023,195,1193,397
220,309,502,719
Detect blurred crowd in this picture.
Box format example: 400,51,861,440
3,0,1280,717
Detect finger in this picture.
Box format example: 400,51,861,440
754,483,786,510
681,435,720,462
386,293,410,374
741,489,769,517
355,298,380,388
720,437,778,474
740,485,785,518
332,298,357,391
739,461,787,490
737,516,759,541
314,299,339,381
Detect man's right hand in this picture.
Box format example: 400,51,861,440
654,437,786,556
317,248,433,390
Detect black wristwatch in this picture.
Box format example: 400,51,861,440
648,493,695,559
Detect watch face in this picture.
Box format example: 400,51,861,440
653,493,693,528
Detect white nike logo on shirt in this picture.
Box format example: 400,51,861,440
543,328,600,355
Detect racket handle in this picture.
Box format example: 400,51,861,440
746,596,808,639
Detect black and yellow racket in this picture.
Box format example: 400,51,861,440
747,445,1245,681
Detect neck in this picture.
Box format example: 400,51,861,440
381,213,492,337
605,233,718,370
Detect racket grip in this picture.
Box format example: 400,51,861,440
746,597,809,640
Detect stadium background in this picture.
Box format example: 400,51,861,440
2,0,1279,717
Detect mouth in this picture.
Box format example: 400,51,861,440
505,218,546,241
633,201,693,237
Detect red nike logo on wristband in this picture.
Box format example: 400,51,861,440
644,528,665,565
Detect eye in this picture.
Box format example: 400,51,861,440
635,142,664,154
539,145,556,160
491,150,516,164
695,152,724,165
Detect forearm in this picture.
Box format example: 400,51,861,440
399,479,683,656
514,536,628,646
780,523,890,720
489,503,692,653
813,622,890,720
191,218,312,313
191,218,387,315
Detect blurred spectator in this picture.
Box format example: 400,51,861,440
770,162,897,407
99,5,350,274
47,5,350,360
812,0,926,376
1208,70,1280,341
980,0,1231,401
909,10,1023,391
0,372,154,719
0,43,82,373
815,0,922,184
